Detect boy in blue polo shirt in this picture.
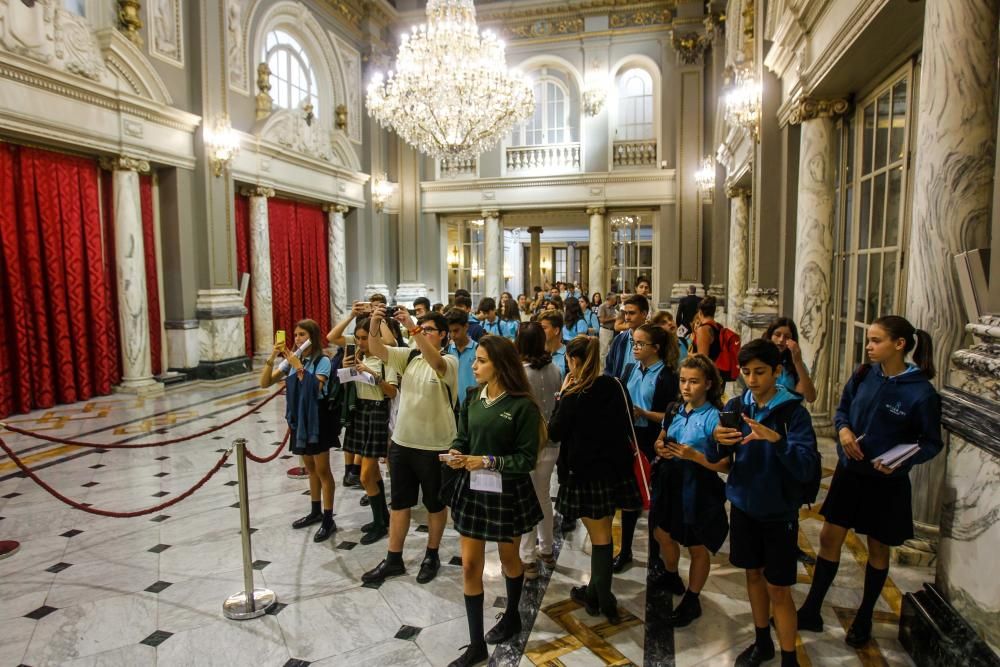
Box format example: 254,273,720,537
446,309,478,406
708,339,818,667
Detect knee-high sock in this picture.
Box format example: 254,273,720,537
856,563,889,622
370,491,388,529
504,574,524,625
620,510,639,556
800,557,839,614
589,543,615,611
465,592,486,647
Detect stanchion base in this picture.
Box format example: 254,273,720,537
223,588,277,620
286,466,309,479
0,540,20,560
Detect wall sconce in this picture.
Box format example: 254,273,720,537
371,173,394,213
205,114,240,177
503,262,514,281
724,66,761,137
695,157,715,194
448,245,460,268
540,255,551,272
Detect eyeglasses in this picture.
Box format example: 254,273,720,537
420,327,441,334
632,342,651,349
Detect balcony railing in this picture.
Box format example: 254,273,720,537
613,140,658,168
439,157,477,179
505,143,581,173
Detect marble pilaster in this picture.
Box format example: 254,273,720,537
587,207,606,296
241,186,274,359
482,209,502,301
104,156,161,395
737,287,779,343
364,284,392,300
904,0,999,538
528,226,542,290
326,204,349,324
194,289,250,380
726,189,750,329
792,108,844,428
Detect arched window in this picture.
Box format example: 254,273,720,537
263,30,318,116
513,74,571,146
616,68,654,140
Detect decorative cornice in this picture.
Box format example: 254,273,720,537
586,206,607,215
423,169,675,193
323,203,350,214
99,155,150,173
240,186,275,198
609,5,672,29
786,97,850,125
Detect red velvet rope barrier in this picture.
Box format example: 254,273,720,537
0,386,285,449
0,434,233,518
244,429,291,464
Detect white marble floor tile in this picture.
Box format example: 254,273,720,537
45,551,161,608
0,571,57,620
154,568,247,634
61,643,157,667
310,637,433,667
155,616,290,667
0,616,35,666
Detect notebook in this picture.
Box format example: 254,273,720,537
872,443,920,469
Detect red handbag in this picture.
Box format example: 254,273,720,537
615,378,652,510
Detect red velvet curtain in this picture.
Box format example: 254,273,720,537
139,175,162,376
267,197,329,339
234,194,252,356
0,144,121,418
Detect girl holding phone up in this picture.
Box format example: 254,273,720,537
797,315,942,649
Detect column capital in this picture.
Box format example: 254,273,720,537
99,155,150,173
672,31,711,66
725,186,751,199
527,226,544,234
240,185,275,198
481,208,500,219
323,203,350,214
586,206,606,216
787,97,850,125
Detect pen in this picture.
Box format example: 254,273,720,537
856,434,866,442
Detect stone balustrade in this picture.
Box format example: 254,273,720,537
613,140,658,168
505,143,581,173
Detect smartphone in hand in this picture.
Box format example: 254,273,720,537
345,344,356,359
719,410,741,429
275,330,286,346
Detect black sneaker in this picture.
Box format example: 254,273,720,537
569,585,599,616
845,617,872,648
313,520,337,543
359,525,388,545
796,608,824,633
360,494,371,506
361,558,406,584
446,642,488,667
665,596,702,628
291,512,322,529
735,642,775,667
416,554,440,584
343,472,361,488
485,611,521,644
612,551,633,573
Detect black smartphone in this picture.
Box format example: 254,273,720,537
719,410,741,429
345,344,356,359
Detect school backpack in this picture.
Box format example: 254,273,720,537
710,323,742,382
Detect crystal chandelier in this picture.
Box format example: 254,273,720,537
725,66,761,136
366,0,535,162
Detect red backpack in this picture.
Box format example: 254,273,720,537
711,323,742,381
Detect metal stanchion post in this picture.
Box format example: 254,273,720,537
223,439,277,620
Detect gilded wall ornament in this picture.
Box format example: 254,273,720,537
609,8,671,29
672,31,709,65
335,104,347,130
117,0,143,47
255,62,273,120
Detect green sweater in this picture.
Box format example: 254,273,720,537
452,393,540,474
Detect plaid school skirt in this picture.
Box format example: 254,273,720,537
343,399,390,459
556,474,642,521
448,471,543,543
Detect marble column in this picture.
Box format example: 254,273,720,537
482,209,503,300
587,207,606,296
326,203,349,324
528,226,543,290
791,102,847,430
726,188,750,329
241,186,274,358
102,156,161,394
903,0,999,551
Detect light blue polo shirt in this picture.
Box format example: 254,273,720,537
499,319,519,339
563,318,590,342
447,338,479,406
666,401,720,454
551,345,567,379
481,317,504,337
625,359,664,427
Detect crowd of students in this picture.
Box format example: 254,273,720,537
265,280,942,667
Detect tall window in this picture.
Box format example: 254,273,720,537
64,0,86,15
829,66,913,411
616,68,654,140
263,30,318,116
447,219,485,303
573,246,589,288
610,215,653,293
512,72,571,146
554,248,568,282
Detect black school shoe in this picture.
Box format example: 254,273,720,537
665,595,702,628
796,608,824,633
612,551,633,573
291,512,322,529
361,558,406,584
447,642,488,667
343,471,361,487
313,520,337,543
485,611,522,644
359,525,388,545
570,585,599,616
360,494,371,506
734,641,775,667
416,554,440,583
845,617,873,648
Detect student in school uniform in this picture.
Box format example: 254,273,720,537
498,299,521,339
651,353,730,627
708,339,820,667
764,317,817,402
454,294,485,341
563,299,590,340
615,324,679,573
477,297,505,337
446,309,479,408
337,317,398,544
604,294,649,379
549,336,642,625
577,295,599,335
538,311,568,378
443,336,545,667
261,319,338,542
797,315,942,649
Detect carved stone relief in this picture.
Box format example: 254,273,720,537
330,31,360,143
150,0,182,67
227,0,247,93
0,1,109,82
257,108,339,166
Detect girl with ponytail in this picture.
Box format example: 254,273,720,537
797,315,942,650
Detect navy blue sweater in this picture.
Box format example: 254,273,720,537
706,386,819,522
833,363,942,477
603,330,632,379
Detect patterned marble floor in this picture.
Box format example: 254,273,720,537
0,375,926,666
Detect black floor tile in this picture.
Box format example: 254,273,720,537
224,481,238,486
2,492,22,499
153,472,170,478
147,544,171,553
252,560,270,570
45,562,72,573
212,436,225,440
230,502,241,508
81,482,99,487
265,602,288,616
95,448,110,454
140,630,173,647
150,514,170,522
60,529,83,538
154,456,170,461
493,596,507,609
222,463,233,468
361,580,384,590
283,660,310,667
145,580,173,593
24,605,58,620
394,624,422,641
280,455,293,459
336,541,357,551
448,556,463,567
215,449,227,453
89,464,105,469
416,524,429,533
151,491,170,498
